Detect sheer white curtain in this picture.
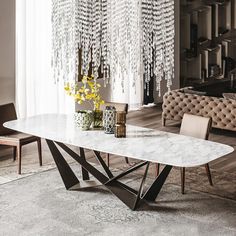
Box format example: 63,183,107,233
110,67,143,111
16,0,74,118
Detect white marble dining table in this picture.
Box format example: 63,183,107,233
4,114,234,210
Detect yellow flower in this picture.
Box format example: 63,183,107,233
64,83,71,95
73,93,81,100
64,75,104,110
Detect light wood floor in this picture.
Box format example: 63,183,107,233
126,105,236,173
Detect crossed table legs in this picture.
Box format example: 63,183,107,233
46,139,172,211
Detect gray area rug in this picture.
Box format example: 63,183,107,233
0,163,236,236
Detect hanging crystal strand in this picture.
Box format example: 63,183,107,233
91,0,102,81
165,0,175,90
162,0,168,93
79,0,88,76
120,0,127,92
77,0,105,81
142,0,154,95
51,0,58,83
78,0,87,76
162,0,175,92
70,0,77,82
51,0,77,83
53,0,64,82
84,0,92,76
75,0,80,82
108,0,117,89
104,0,112,87
154,0,164,95
91,0,96,78
128,0,141,92
101,0,110,86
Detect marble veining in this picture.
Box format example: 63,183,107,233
4,114,234,167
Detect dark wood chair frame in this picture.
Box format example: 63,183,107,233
0,103,42,174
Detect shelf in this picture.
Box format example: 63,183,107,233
185,77,230,88
180,0,236,89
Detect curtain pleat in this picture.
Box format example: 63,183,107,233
16,0,74,118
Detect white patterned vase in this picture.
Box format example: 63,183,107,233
103,106,116,134
74,111,93,131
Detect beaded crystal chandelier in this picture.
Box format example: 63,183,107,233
142,0,175,96
51,0,174,95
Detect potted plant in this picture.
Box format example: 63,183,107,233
64,75,104,130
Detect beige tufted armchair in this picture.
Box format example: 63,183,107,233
162,88,236,132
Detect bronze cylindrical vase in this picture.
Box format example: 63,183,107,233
115,111,126,138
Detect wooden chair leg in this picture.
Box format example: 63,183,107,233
17,145,22,175
205,163,213,186
106,153,110,167
155,163,160,177
162,117,166,126
13,146,17,161
181,167,185,194
125,157,130,165
37,139,42,166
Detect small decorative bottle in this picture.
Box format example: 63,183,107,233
103,106,116,134
115,111,126,138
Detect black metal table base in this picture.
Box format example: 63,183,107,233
46,139,173,211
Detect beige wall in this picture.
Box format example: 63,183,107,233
0,0,15,105
0,0,15,155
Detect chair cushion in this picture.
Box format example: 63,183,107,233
0,132,37,142
101,102,128,113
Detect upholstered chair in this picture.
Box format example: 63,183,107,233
156,113,213,194
0,103,42,174
101,102,128,114
101,102,128,167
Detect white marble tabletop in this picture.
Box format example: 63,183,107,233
4,114,234,167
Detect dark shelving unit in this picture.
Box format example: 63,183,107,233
180,0,236,94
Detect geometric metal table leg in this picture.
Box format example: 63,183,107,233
93,151,114,178
56,142,143,209
70,147,105,190
47,141,173,210
133,162,150,210
105,161,148,185
69,179,103,191
80,147,90,180
143,165,173,202
46,139,80,190
56,142,109,184
71,148,103,190
46,140,102,190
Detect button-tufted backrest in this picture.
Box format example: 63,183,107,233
162,88,236,132
101,102,128,113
